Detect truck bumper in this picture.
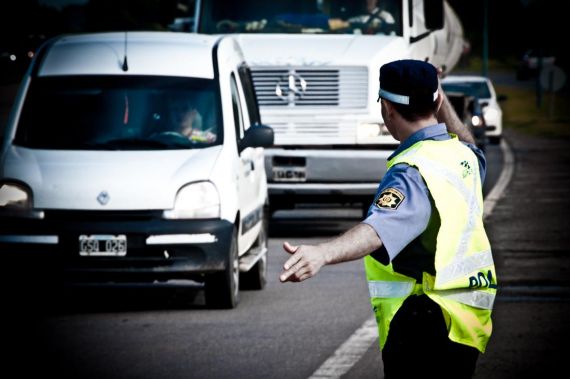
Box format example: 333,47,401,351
264,147,392,206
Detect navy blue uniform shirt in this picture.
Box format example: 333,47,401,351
362,123,486,264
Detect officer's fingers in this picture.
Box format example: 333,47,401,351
280,255,306,282
280,265,300,282
293,266,314,282
283,241,299,255
283,249,303,271
297,272,313,282
282,265,310,283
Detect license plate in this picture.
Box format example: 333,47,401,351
79,234,127,256
273,166,306,182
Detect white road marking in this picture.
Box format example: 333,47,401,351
309,317,379,379
483,139,515,219
308,139,516,378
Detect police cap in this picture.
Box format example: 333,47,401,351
377,59,439,107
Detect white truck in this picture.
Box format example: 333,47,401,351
193,0,464,215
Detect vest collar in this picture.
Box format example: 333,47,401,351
388,123,449,160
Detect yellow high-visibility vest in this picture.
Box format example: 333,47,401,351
365,135,497,353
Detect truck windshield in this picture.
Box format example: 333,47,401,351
15,75,222,150
198,0,402,36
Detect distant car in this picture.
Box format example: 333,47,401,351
0,32,274,309
516,49,556,80
0,34,46,84
445,92,487,151
442,75,505,144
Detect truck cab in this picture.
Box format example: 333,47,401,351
194,0,464,215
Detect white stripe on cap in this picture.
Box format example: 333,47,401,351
378,89,409,104
378,89,439,105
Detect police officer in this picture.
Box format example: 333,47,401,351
279,59,497,378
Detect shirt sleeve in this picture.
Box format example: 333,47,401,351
362,163,432,262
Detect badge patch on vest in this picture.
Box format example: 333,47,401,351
374,188,405,210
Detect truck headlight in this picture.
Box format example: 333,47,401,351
163,181,220,219
357,122,389,141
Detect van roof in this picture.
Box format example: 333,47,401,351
37,32,223,79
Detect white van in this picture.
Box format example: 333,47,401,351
0,32,274,308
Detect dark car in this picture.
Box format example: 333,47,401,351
516,49,556,81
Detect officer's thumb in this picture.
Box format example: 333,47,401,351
283,241,299,255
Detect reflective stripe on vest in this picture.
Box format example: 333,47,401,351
368,280,414,298
436,249,494,285
367,279,495,310
438,289,495,310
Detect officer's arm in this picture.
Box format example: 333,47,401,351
279,223,382,282
436,91,476,145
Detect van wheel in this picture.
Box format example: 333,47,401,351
241,210,268,290
205,228,239,309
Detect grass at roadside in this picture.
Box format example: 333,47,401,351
496,84,570,139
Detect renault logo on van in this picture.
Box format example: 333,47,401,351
97,191,110,205
275,70,307,105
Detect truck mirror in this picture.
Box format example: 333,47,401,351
425,0,444,30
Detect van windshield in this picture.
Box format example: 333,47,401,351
198,0,402,36
15,75,222,150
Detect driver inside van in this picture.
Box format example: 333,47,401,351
168,97,216,143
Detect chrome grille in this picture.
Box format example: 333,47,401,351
251,67,368,108
267,118,358,145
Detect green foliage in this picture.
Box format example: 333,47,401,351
497,84,570,139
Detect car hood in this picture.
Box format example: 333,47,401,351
2,145,223,210
236,34,405,67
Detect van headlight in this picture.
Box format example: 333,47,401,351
0,182,43,218
163,181,220,219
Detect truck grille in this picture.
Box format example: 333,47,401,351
251,67,368,108
268,118,357,145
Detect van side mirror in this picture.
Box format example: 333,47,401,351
424,0,444,30
239,124,274,152
497,94,507,102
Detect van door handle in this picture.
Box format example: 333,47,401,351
243,159,253,176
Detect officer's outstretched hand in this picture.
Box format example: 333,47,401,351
280,241,326,283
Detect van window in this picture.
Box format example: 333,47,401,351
230,74,245,141
199,0,403,36
15,75,222,150
238,65,261,125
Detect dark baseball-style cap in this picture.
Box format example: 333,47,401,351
377,59,439,107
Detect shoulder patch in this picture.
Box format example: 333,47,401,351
374,188,405,210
